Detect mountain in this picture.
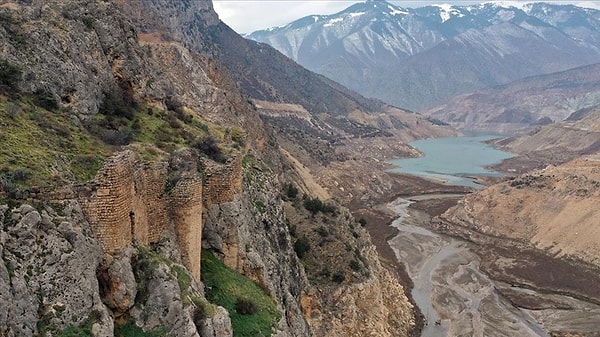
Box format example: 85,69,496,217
0,0,454,336
248,1,600,111
425,62,600,133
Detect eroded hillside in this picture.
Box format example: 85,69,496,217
0,0,437,336
436,155,600,305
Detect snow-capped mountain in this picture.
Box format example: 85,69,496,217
247,0,600,111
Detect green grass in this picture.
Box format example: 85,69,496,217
114,319,167,337
0,98,110,186
172,265,192,292
201,250,281,337
0,96,231,190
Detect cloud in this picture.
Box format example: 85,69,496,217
214,0,355,33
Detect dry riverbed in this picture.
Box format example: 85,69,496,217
366,193,600,337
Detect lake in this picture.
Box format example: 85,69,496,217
389,134,514,188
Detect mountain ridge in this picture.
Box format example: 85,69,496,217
248,1,600,111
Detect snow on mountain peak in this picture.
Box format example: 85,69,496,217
387,4,409,16
432,3,465,22
485,1,529,11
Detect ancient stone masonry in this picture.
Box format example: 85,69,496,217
169,173,203,280
201,155,243,205
78,151,170,253
77,150,204,280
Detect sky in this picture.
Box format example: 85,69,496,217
213,0,600,34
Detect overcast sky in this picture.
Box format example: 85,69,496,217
213,0,600,34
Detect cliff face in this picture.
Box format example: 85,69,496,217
0,0,422,336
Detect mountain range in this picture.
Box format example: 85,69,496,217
248,0,600,111
425,62,600,132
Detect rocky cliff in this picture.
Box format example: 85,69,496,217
0,0,426,336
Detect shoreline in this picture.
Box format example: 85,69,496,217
351,173,472,337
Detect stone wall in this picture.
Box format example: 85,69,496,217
78,151,171,253
169,173,203,279
201,156,243,205
1,150,244,281
76,150,206,280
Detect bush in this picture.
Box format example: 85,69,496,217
32,88,59,110
303,197,323,215
303,197,337,215
349,260,361,272
235,298,258,315
284,183,298,200
192,136,227,163
0,59,21,93
293,235,311,258
332,272,345,284
358,218,367,227
99,89,133,120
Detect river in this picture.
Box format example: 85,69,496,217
387,135,600,336
388,196,550,337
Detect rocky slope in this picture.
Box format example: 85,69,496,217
425,62,600,133
0,0,436,336
248,1,600,111
489,106,600,174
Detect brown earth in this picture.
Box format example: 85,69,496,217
435,154,600,308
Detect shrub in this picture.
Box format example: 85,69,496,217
0,59,21,93
32,88,59,110
191,136,227,163
349,260,361,272
332,272,345,284
303,197,337,215
358,218,367,227
99,89,133,120
284,183,298,200
293,235,311,258
235,298,258,315
303,197,323,215
316,226,328,237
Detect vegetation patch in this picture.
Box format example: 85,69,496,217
0,98,110,187
302,196,337,215
114,318,167,337
201,250,281,337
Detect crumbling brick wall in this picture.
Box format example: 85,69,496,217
202,155,243,205
169,173,203,279
77,150,207,279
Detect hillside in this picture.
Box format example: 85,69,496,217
248,1,600,111
425,62,600,133
436,155,600,306
0,0,446,336
484,106,600,174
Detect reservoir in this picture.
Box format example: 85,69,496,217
389,134,514,188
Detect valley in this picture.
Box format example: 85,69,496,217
352,134,600,336
1,0,599,336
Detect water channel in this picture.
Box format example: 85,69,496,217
387,135,600,336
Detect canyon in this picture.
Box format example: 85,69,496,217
1,0,600,336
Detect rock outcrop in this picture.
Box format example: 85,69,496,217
0,201,112,336
0,0,427,336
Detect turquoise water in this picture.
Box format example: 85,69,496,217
389,134,514,188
